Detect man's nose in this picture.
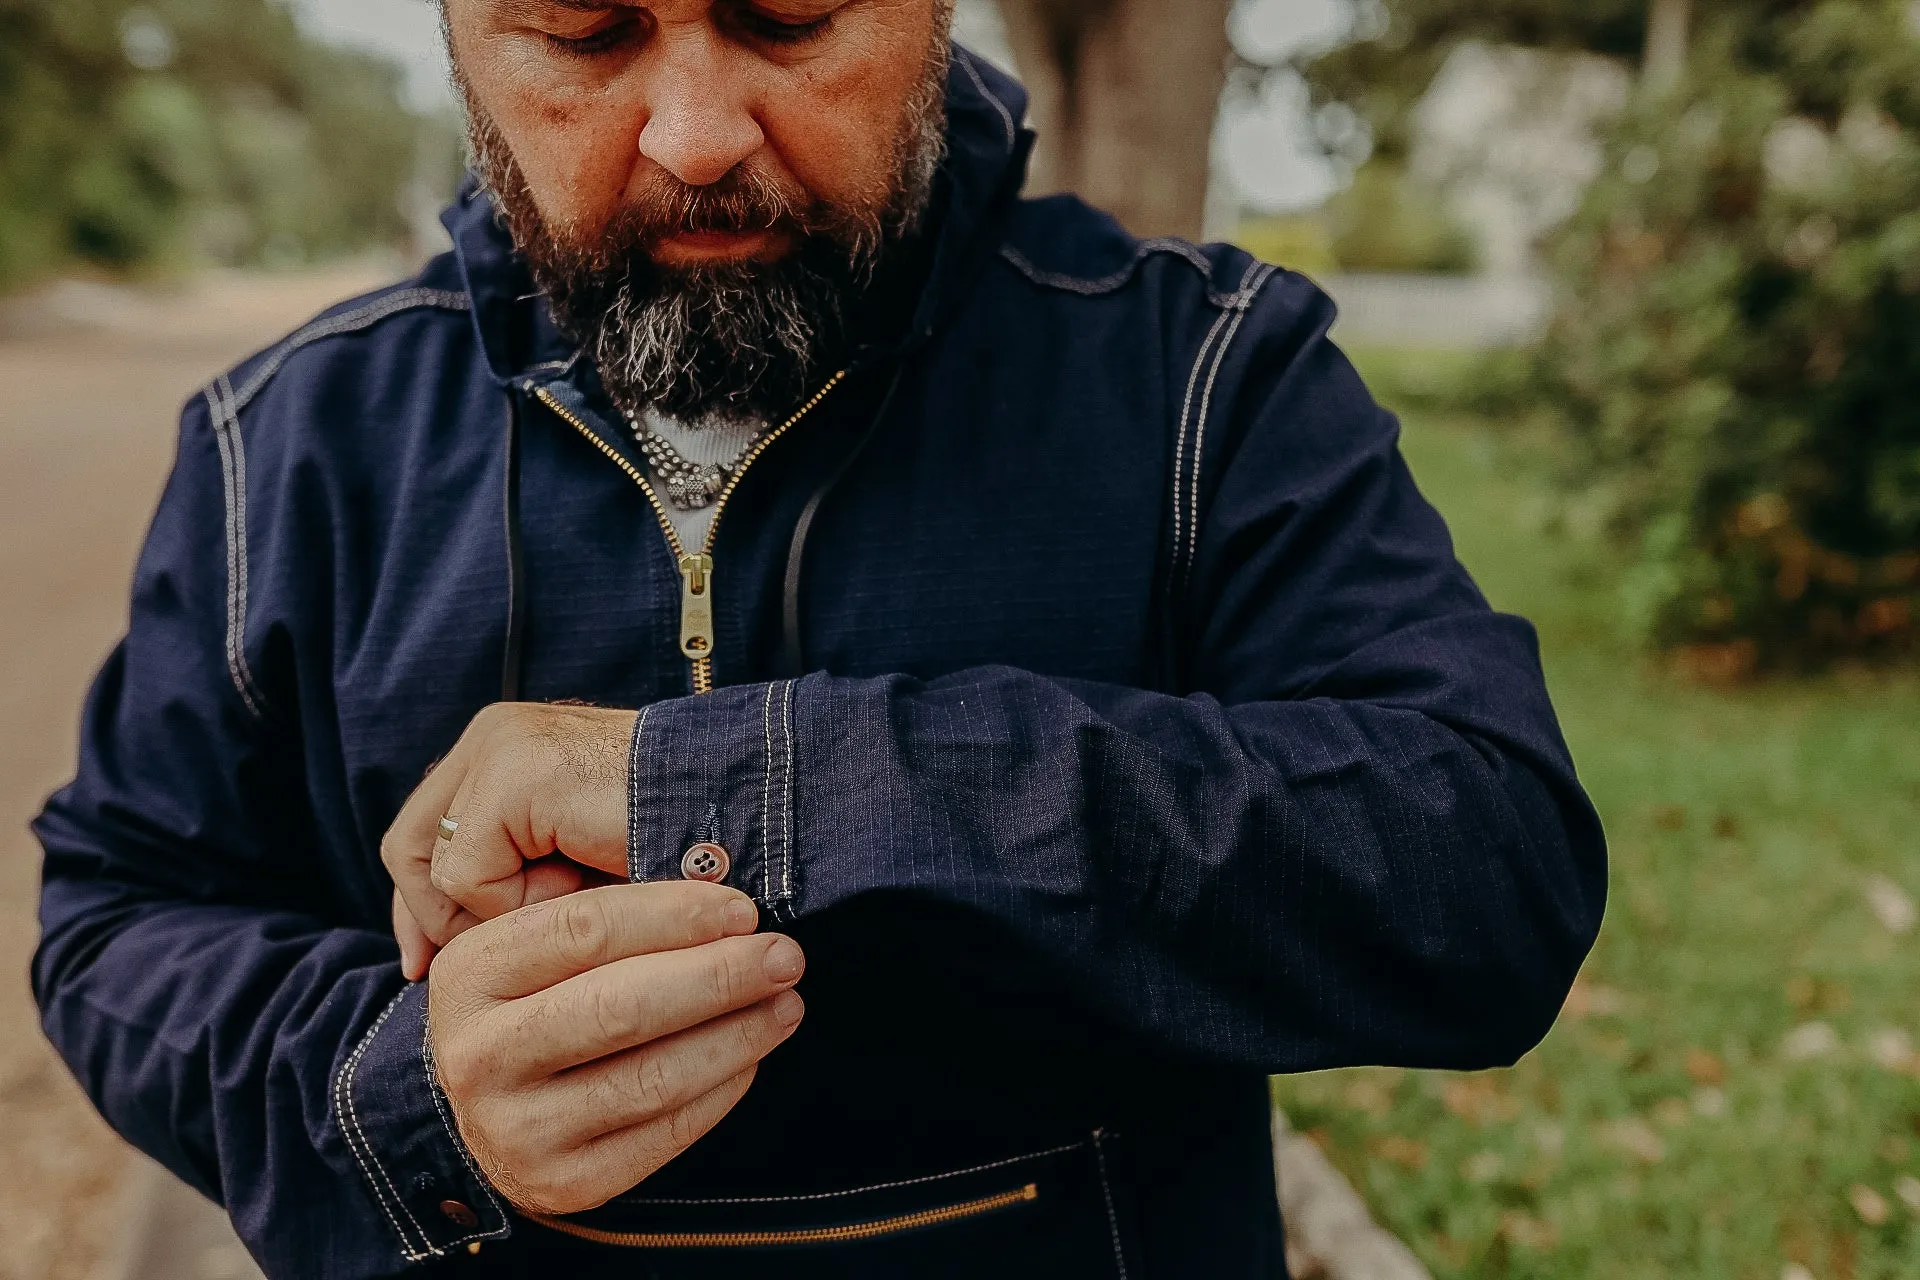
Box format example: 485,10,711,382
635,31,765,188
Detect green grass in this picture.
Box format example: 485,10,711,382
1274,353,1920,1280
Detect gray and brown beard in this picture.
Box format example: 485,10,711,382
457,18,952,425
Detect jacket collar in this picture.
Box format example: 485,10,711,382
442,45,1034,386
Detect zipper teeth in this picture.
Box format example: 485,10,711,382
699,368,848,558
534,372,848,697
534,387,690,561
525,1183,1038,1249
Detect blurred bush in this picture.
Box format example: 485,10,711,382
0,0,442,291
1231,166,1474,278
1528,2,1920,670
1230,215,1339,278
1323,160,1478,274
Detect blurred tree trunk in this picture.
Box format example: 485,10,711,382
995,0,1234,240
1643,0,1691,91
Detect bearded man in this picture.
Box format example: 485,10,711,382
33,3,1606,1277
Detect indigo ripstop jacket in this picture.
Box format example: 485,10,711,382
34,51,1605,1280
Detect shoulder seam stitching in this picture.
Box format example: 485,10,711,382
228,287,470,414
203,376,270,720
998,241,1274,308
1170,261,1277,607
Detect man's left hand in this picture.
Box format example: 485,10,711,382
384,703,637,979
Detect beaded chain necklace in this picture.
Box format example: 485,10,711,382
622,408,765,511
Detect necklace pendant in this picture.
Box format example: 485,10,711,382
664,466,725,511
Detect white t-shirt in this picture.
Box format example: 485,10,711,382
633,410,766,551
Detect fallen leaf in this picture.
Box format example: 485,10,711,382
1652,804,1688,831
1498,1210,1559,1250
1865,875,1917,934
1369,1134,1428,1170
1866,1027,1915,1073
1343,1078,1393,1117
1463,1151,1505,1183
1653,1097,1691,1128
1443,1075,1522,1124
1786,975,1818,1009
1692,1086,1729,1119
1598,1117,1666,1164
1685,1047,1727,1085
1563,979,1627,1019
1712,812,1742,839
1781,1022,1840,1062
1895,1174,1920,1213
1851,1183,1891,1226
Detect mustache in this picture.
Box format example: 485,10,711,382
626,166,801,241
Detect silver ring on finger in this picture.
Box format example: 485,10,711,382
437,815,459,842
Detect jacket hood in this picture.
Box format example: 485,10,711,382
441,45,1034,385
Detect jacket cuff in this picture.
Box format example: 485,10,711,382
627,680,805,919
332,983,511,1264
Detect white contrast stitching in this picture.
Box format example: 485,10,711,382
1092,1129,1131,1280
229,288,469,412
204,377,268,719
779,678,796,904
334,989,431,1261
421,1004,508,1250
618,1138,1089,1206
1170,307,1236,606
999,242,1267,308
761,682,777,905
628,704,652,882
957,48,1015,151
1179,262,1274,594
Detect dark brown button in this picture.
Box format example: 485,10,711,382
681,842,730,883
439,1199,480,1229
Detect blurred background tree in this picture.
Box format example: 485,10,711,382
0,0,449,292
996,0,1233,239
1284,0,1920,670
1526,1,1920,670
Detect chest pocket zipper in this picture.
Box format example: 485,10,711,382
524,1182,1038,1249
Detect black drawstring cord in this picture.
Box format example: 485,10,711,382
780,364,909,678
501,389,528,703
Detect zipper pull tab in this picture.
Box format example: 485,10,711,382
678,554,716,660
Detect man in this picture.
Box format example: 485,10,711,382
33,2,1606,1276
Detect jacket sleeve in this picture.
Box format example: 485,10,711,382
31,395,507,1277
625,296,1607,1075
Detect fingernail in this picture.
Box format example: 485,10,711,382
763,937,805,984
724,897,758,936
771,990,805,1027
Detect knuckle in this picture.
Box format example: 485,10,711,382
553,895,612,966
584,977,636,1050
664,1098,706,1153
434,1041,483,1102
630,1052,676,1118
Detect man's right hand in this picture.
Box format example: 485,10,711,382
426,880,806,1216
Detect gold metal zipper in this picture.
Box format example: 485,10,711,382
533,371,848,694
524,1182,1038,1249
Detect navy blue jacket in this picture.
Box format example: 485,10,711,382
33,51,1605,1280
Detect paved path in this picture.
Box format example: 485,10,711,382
0,267,392,1280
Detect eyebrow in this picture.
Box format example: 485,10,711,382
495,0,640,14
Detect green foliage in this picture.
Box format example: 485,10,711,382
1528,3,1920,669
0,0,427,291
1287,371,1920,1280
1323,160,1478,274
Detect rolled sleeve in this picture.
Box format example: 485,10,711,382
333,983,511,1263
